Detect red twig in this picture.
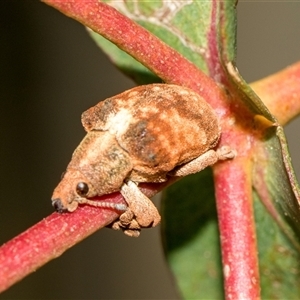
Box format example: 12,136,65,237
0,179,177,292
0,178,178,292
251,61,300,125
214,157,260,300
41,0,227,112
0,193,124,292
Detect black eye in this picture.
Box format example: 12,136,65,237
76,182,89,196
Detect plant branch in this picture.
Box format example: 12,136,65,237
0,179,178,293
41,0,228,112
214,157,260,300
0,193,123,292
251,61,300,126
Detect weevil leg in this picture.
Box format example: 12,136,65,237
169,146,236,177
121,180,161,227
110,180,161,237
110,211,142,237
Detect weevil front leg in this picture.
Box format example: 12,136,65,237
111,180,161,237
169,146,236,177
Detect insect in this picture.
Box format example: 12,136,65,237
51,84,235,237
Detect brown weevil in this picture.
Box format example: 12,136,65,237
52,84,235,237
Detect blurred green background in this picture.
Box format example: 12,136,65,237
0,1,299,299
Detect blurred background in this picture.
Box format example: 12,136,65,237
0,1,299,299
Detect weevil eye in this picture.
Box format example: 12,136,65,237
76,182,89,196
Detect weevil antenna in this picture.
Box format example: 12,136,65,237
77,198,127,211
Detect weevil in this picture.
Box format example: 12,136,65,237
52,84,235,237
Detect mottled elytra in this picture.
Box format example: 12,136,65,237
52,84,235,237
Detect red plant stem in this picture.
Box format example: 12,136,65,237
251,61,300,126
214,158,260,300
0,178,178,293
41,0,227,112
0,193,123,292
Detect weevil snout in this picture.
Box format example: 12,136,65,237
51,170,89,213
51,194,80,212
52,198,68,213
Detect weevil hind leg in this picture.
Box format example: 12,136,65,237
110,180,161,237
169,146,236,177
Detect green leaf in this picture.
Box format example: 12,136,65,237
225,62,276,123
87,30,159,84
88,1,236,81
253,127,300,245
254,189,300,299
161,169,224,299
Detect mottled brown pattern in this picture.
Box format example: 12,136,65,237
81,84,220,181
